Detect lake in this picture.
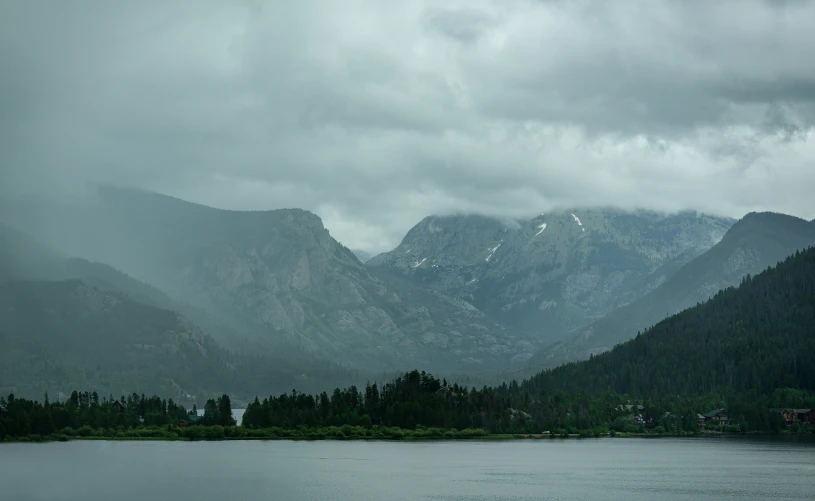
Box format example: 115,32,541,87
1,437,813,500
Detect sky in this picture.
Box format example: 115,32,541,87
1,0,814,253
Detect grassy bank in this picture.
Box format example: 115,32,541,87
0,426,713,443
5,424,810,444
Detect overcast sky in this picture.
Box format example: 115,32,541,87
2,0,814,252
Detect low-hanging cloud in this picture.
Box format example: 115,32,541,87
1,0,814,252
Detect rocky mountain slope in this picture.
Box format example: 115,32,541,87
0,226,377,397
0,279,232,399
0,224,252,352
528,212,815,370
1,189,536,373
0,278,372,400
368,210,733,344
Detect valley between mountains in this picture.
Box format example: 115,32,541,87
2,187,813,400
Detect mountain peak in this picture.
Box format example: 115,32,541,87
734,210,807,224
98,184,325,226
720,211,814,244
368,214,513,269
368,208,735,342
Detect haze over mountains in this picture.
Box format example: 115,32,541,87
1,189,534,376
1,186,813,400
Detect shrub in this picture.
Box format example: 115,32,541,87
183,426,206,440
205,426,225,440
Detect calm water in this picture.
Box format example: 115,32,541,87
1,437,813,500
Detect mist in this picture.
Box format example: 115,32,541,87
2,0,814,253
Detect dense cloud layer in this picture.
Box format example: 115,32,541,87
2,0,814,252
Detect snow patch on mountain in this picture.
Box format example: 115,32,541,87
414,257,427,268
485,244,501,262
571,214,585,232
535,223,548,236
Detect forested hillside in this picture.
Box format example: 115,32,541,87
522,247,815,396
531,212,815,369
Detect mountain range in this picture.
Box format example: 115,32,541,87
2,187,813,399
0,190,533,375
368,210,733,342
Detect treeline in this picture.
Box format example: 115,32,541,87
242,370,628,434
241,370,813,435
2,378,813,442
0,390,234,440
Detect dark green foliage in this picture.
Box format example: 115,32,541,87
0,391,188,440
523,247,815,397
239,370,722,435
200,395,237,426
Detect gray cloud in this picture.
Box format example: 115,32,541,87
1,0,814,252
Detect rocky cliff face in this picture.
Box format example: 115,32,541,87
368,214,517,269
164,209,535,372
368,210,734,343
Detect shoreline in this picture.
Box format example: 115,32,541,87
5,430,809,444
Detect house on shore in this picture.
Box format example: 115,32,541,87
179,414,202,428
617,404,646,424
769,408,813,425
702,409,731,427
